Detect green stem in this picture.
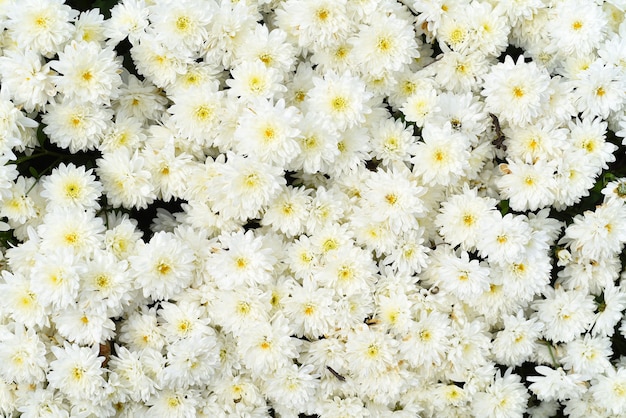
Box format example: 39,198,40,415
542,340,560,369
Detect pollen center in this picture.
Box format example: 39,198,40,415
512,86,524,98
331,97,348,112
175,16,190,31
572,20,583,31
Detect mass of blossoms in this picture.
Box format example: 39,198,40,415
1,0,626,416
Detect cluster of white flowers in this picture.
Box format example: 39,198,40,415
0,0,626,416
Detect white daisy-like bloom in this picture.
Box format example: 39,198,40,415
437,12,472,53
315,244,377,297
552,151,598,211
350,13,419,78
261,185,312,237
118,307,165,352
494,254,552,304
0,324,47,385
131,36,188,88
400,83,440,127
497,159,558,212
344,325,399,379
42,99,113,153
472,369,530,418
411,122,471,186
141,141,193,202
382,229,430,275
0,49,56,112
47,342,107,402
5,0,77,56
547,0,607,59
236,314,301,376
30,247,84,311
149,0,214,55
233,24,297,75
589,366,626,415
114,74,169,123
146,388,199,418
572,60,626,119
163,334,220,388
283,278,335,339
504,117,568,163
0,176,38,225
0,271,49,329
99,116,146,153
51,40,122,105
103,213,143,260
431,48,490,93
233,98,302,167
209,230,276,290
227,60,288,102
129,231,195,302
435,185,499,250
310,38,355,75
210,153,285,222
37,207,105,257
211,287,272,336
306,71,373,132
532,287,597,344
561,200,626,260
108,345,160,403
275,0,352,50
481,55,551,127
360,165,427,234
492,311,544,367
568,116,617,172
263,364,319,412
528,366,588,402
53,302,115,346
562,334,612,376
430,91,489,146
432,249,491,302
40,163,102,211
72,9,106,45
96,149,156,209
476,212,533,265
369,116,418,167
81,249,133,316
105,0,149,46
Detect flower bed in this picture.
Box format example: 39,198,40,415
1,0,626,417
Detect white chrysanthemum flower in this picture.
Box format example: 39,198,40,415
492,311,544,367
472,369,530,418
47,342,107,402
37,207,104,257
306,71,372,131
114,74,169,122
141,142,193,202
118,307,165,352
562,334,612,376
433,249,491,301
167,81,224,146
96,149,156,209
568,117,616,172
233,24,297,74
210,153,285,222
51,40,122,105
361,166,427,234
532,287,597,343
72,9,106,44
211,287,272,335
261,185,311,237
275,0,351,50
560,201,626,260
105,0,150,45
53,302,115,346
497,159,558,211
42,99,112,153
146,388,199,418
527,366,588,402
400,83,440,127
99,116,146,153
108,345,161,403
0,324,47,385
226,60,286,102
0,49,56,112
350,14,418,77
411,122,471,186
103,213,143,260
131,37,188,88
283,279,335,339
30,247,84,310
547,0,607,58
481,55,551,126
589,366,626,415
344,326,399,379
5,0,77,56
369,116,418,167
0,271,49,329
436,185,498,250
233,99,302,167
163,335,220,388
149,0,214,55
572,60,626,119
263,364,319,411
315,245,377,297
129,231,195,301
210,230,276,290
40,163,102,211
476,213,532,265
0,176,38,225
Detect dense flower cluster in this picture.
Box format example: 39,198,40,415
0,0,625,417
